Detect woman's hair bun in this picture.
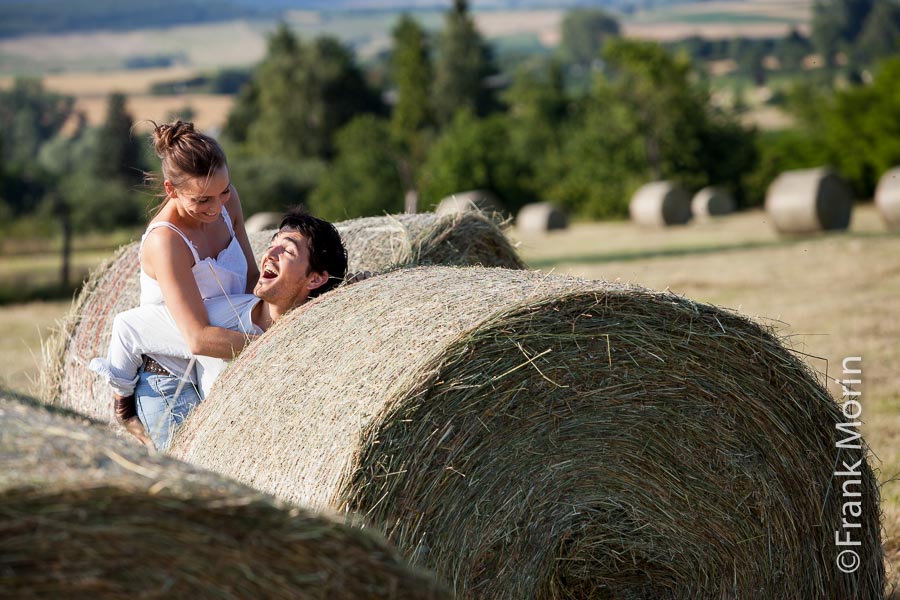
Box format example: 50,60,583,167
152,120,196,157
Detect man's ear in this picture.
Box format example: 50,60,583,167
307,270,329,291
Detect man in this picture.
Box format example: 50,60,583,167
91,209,347,449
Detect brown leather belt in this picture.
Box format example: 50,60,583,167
142,355,172,376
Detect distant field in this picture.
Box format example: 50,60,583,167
0,2,813,75
74,93,234,131
0,1,816,130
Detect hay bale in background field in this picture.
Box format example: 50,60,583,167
875,166,900,229
435,189,503,217
0,393,447,599
172,266,883,599
41,211,523,421
515,202,568,233
691,186,735,219
244,211,283,233
765,167,853,233
629,180,692,226
249,211,525,274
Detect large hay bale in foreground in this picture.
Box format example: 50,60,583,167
515,202,568,233
0,393,447,599
629,180,692,226
691,186,735,219
172,267,883,599
41,211,523,421
765,167,853,233
875,166,900,229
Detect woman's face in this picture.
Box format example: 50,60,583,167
166,167,231,225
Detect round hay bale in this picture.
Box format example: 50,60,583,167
171,266,883,599
515,202,568,234
41,211,523,421
0,393,447,599
764,167,853,233
875,166,900,229
629,181,692,226
691,186,735,219
434,190,503,217
244,211,283,233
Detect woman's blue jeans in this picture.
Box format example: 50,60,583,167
135,367,202,451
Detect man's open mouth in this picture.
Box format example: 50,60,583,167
262,263,278,280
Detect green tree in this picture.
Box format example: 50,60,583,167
776,29,813,71
309,115,405,221
539,39,756,218
502,61,568,199
431,0,497,126
93,92,143,185
812,0,875,66
228,24,382,161
418,110,533,213
854,1,900,64
820,58,900,196
391,15,432,142
0,78,74,170
558,8,621,70
390,14,433,196
227,152,325,216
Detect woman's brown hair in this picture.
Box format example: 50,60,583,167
145,120,228,213
151,120,227,186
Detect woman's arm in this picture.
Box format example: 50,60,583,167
142,228,255,359
226,185,261,294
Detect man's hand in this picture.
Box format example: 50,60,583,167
121,416,156,451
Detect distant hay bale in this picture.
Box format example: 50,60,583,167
0,393,447,599
171,266,883,599
434,190,503,217
691,186,735,219
765,167,853,233
875,166,900,229
515,202,568,233
244,211,283,233
41,211,523,422
629,181,692,226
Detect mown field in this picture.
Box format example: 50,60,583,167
2,201,898,583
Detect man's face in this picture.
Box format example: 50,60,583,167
254,230,325,309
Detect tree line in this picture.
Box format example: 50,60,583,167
2,0,900,246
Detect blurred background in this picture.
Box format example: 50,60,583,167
0,0,898,409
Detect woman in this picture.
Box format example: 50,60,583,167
116,120,259,451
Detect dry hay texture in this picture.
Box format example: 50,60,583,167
516,202,568,233
170,266,883,599
0,392,447,599
875,166,900,229
765,167,853,233
691,186,735,219
629,181,692,226
40,211,523,423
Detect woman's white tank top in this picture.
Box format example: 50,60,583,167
139,205,247,305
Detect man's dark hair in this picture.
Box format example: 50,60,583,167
278,208,347,298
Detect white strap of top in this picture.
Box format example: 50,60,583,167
221,205,235,237
143,222,202,264
141,207,234,264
